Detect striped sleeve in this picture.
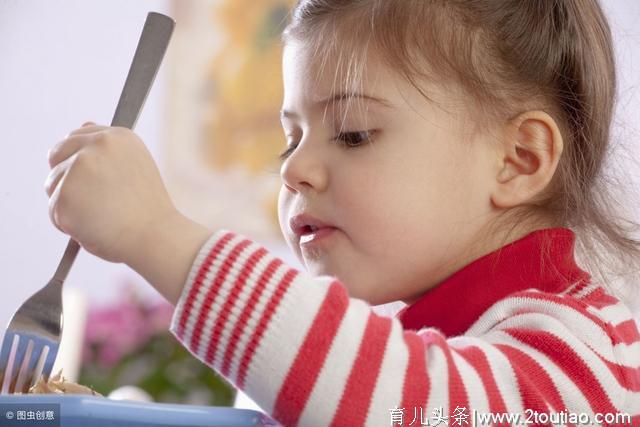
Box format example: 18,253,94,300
169,230,640,427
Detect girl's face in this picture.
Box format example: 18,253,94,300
277,41,501,305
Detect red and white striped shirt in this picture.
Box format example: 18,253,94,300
170,227,640,426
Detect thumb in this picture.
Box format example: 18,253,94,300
82,121,96,127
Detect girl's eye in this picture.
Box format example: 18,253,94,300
278,130,375,161
334,130,374,148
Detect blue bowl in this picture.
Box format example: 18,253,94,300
0,394,281,426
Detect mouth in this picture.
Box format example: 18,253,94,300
289,214,338,246
298,225,337,245
298,224,321,234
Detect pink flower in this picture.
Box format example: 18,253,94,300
82,282,174,367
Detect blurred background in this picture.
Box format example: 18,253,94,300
0,0,638,414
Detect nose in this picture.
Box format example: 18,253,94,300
280,138,329,194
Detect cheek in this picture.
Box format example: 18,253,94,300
348,162,447,239
336,173,405,249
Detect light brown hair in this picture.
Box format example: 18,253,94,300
282,0,640,305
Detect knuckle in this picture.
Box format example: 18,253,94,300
48,198,64,233
44,164,63,197
48,143,63,167
71,150,86,167
44,179,52,197
55,185,68,207
48,204,56,227
67,151,96,183
96,136,110,150
68,127,83,137
93,130,111,149
72,148,95,168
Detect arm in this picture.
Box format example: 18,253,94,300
125,211,212,305
168,229,638,426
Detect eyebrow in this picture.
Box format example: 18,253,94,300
280,92,392,120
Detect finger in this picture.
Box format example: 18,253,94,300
48,183,66,234
47,163,71,234
66,124,107,138
44,156,73,197
48,134,93,168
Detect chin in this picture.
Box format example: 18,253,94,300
304,261,334,278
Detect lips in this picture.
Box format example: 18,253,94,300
289,213,336,238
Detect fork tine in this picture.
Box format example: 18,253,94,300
13,338,34,393
40,342,57,382
0,332,16,383
33,344,51,384
1,334,30,394
0,332,19,394
16,340,51,394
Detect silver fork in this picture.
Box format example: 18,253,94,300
0,11,174,394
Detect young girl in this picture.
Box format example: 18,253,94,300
45,0,640,425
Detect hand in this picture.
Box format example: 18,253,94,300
45,123,179,264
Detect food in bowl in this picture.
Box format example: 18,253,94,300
28,371,101,396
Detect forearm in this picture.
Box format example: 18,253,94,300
125,210,212,305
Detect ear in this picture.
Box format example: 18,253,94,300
491,111,563,209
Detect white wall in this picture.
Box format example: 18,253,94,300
0,0,638,394
604,0,640,188
0,0,172,325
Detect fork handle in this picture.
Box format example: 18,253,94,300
50,13,175,286
52,239,81,284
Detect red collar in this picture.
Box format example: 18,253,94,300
396,227,591,336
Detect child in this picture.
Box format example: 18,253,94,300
45,0,640,425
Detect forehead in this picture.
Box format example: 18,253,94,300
280,39,477,129
282,40,392,102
